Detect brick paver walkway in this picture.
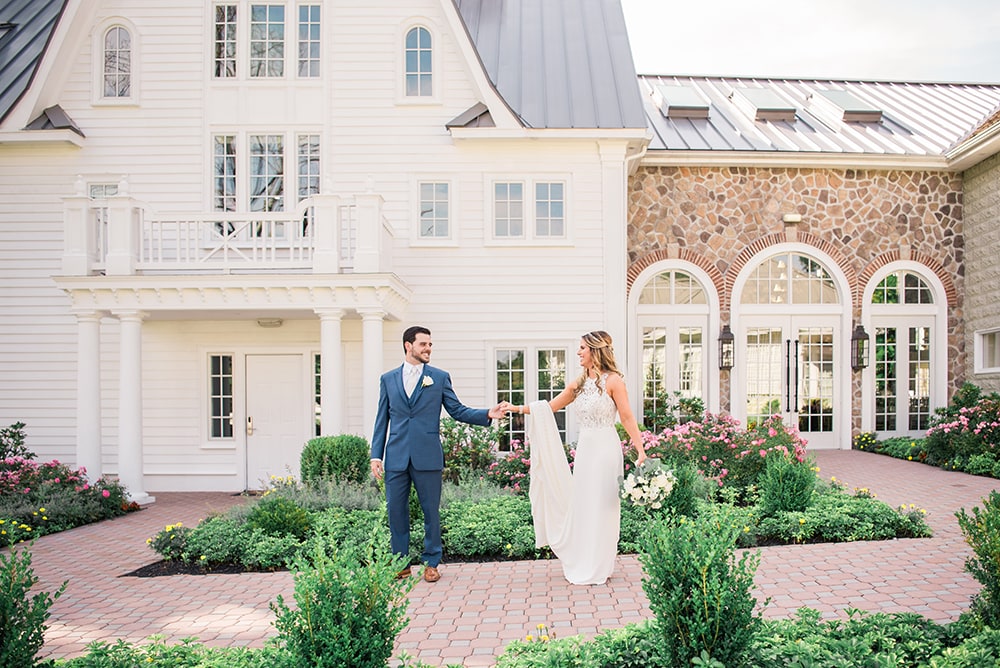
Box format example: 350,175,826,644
26,450,999,667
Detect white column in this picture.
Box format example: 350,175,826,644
358,308,386,438
75,311,103,480
316,308,345,435
114,310,153,504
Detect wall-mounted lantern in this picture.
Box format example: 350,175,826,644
719,325,735,371
851,324,870,371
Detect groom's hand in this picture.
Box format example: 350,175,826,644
370,458,384,481
488,402,508,419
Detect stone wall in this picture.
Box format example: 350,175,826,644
963,152,1000,393
627,165,966,419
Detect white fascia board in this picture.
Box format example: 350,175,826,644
640,150,952,172
449,127,651,142
0,129,84,147
947,124,1000,172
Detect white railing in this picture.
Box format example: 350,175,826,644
139,209,316,272
62,189,393,276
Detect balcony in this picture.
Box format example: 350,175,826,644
61,180,394,277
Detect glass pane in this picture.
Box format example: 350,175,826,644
745,328,784,427
678,327,703,399
903,272,933,304
797,328,834,433
874,327,897,432
538,349,567,440
742,255,786,304
791,255,838,304
495,349,526,450
873,274,899,304
642,327,667,420
909,327,931,430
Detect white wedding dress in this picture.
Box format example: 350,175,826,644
527,374,623,585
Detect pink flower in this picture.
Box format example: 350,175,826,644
102,489,111,498
759,449,767,458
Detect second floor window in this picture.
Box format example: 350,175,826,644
418,182,449,237
405,27,432,96
493,180,566,240
214,3,320,79
213,132,321,212
103,26,131,97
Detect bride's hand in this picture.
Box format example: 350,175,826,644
635,449,647,467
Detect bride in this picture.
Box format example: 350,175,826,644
508,331,646,585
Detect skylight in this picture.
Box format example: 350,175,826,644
808,90,883,123
655,84,710,119
729,87,797,122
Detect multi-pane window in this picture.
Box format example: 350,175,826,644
874,327,897,432
213,135,237,212
494,183,524,237
213,132,319,215
298,5,321,77
214,5,237,77
535,183,565,237
103,26,131,97
209,355,235,438
873,271,933,304
495,347,568,450
405,27,432,96
909,326,931,430
297,134,320,201
639,270,707,305
250,4,285,77
214,3,319,79
492,180,567,240
249,134,285,212
419,182,449,237
742,253,838,305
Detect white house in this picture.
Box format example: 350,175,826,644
0,0,647,497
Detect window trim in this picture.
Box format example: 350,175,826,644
410,177,457,245
210,2,323,82
976,328,1000,374
396,19,442,105
208,128,322,213
488,340,575,450
484,175,572,246
203,351,238,448
92,17,140,106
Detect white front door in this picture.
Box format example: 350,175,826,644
740,315,840,449
245,354,308,489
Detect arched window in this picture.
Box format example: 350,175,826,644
868,269,938,435
103,26,131,98
404,27,432,97
635,269,711,418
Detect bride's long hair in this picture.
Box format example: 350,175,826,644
573,330,622,395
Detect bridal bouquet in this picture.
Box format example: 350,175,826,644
620,458,675,509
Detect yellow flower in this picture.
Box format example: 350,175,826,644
541,635,550,642
907,456,912,460
799,518,806,525
537,623,546,630
200,555,207,561
743,526,750,533
146,538,152,544
526,635,534,642
831,476,837,482
39,507,46,513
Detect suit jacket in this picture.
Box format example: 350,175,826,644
370,363,491,471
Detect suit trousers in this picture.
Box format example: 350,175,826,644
385,462,443,567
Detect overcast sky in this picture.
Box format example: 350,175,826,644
620,0,1000,83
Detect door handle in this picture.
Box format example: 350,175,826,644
246,416,254,436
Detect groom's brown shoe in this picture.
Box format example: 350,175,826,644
396,566,412,580
423,566,441,582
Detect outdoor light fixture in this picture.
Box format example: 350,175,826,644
719,325,735,370
851,324,870,371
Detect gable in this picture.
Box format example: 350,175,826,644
0,0,67,125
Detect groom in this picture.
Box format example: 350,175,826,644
370,325,506,583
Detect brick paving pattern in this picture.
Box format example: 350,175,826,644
25,450,999,666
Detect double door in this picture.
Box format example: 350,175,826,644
740,316,839,449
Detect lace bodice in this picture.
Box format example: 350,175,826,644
576,374,617,429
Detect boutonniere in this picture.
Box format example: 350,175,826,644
421,376,434,387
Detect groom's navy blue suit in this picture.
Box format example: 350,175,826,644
371,363,490,566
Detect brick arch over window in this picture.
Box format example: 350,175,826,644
627,248,724,300
725,232,857,314
859,250,957,309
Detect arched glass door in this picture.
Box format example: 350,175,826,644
636,269,710,419
738,252,843,449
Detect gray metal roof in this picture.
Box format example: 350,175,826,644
640,75,1000,156
453,0,647,130
0,0,66,125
